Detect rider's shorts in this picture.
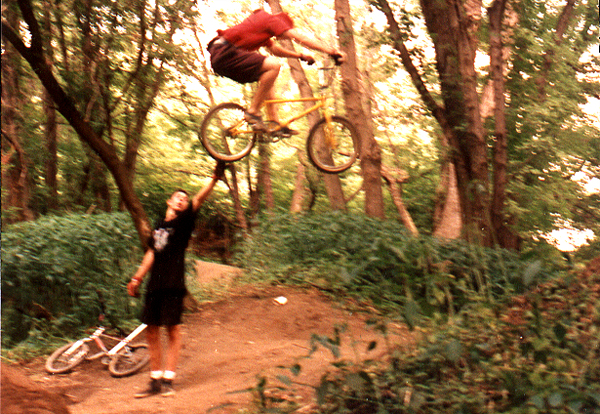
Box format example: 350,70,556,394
208,37,266,84
141,289,186,326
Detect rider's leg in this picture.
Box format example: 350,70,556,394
164,324,182,377
247,56,280,120
146,325,162,375
134,324,163,398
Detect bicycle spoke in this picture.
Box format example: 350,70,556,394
109,343,150,377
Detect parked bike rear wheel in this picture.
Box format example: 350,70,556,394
200,102,257,162
306,116,359,174
108,343,150,377
45,342,90,374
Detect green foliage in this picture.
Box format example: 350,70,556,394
235,212,540,317
1,213,142,351
304,265,600,414
237,213,599,414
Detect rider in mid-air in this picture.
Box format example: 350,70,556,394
207,6,345,135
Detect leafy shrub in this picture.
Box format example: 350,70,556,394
235,212,598,413
235,212,545,319
308,260,600,414
1,213,142,349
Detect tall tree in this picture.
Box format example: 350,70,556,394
372,0,598,248
334,0,386,219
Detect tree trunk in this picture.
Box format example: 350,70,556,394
418,0,492,245
42,3,58,211
290,153,309,213
433,161,462,239
334,0,385,219
375,0,462,238
1,5,34,223
258,142,275,211
381,167,419,236
489,0,519,249
223,164,249,232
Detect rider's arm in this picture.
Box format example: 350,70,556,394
280,28,346,62
267,42,302,59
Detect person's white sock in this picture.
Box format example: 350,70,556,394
163,370,176,380
151,371,163,380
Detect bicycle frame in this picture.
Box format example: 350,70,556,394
228,67,336,137
62,323,147,361
262,94,333,130
107,323,147,357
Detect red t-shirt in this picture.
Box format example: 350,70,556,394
218,10,294,51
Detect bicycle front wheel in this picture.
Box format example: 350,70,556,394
45,342,90,374
306,116,359,174
108,343,150,377
200,102,257,162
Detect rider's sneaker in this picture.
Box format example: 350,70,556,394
134,378,161,398
272,126,299,138
161,379,175,397
244,111,266,132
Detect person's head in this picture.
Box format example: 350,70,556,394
166,189,190,214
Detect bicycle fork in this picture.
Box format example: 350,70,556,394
321,107,337,149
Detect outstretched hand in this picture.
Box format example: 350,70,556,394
214,161,227,180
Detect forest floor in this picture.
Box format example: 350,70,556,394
2,261,415,414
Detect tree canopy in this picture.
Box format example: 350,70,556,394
2,0,598,252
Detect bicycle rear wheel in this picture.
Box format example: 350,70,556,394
306,116,359,174
108,343,150,377
200,102,257,162
45,342,90,374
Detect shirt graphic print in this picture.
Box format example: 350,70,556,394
153,228,173,252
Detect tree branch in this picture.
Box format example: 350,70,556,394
371,0,447,128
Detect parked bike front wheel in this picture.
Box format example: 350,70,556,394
306,116,359,174
45,342,90,374
200,102,257,162
108,343,150,377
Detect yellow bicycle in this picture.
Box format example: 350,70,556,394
200,66,360,174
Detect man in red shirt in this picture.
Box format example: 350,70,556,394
208,8,345,133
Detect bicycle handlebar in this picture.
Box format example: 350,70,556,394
329,53,343,66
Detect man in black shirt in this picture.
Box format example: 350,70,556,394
127,162,225,397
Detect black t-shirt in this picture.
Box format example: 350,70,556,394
147,204,197,293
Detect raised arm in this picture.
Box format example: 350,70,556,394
191,162,225,212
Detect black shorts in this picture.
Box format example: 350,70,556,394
208,37,266,84
141,290,186,326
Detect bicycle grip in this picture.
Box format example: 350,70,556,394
330,53,343,66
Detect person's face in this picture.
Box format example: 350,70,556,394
167,191,190,213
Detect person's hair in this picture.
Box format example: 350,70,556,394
171,188,189,197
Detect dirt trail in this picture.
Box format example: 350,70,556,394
4,262,414,414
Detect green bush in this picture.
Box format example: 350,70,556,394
235,212,598,414
235,212,545,319
308,265,600,414
1,212,142,350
